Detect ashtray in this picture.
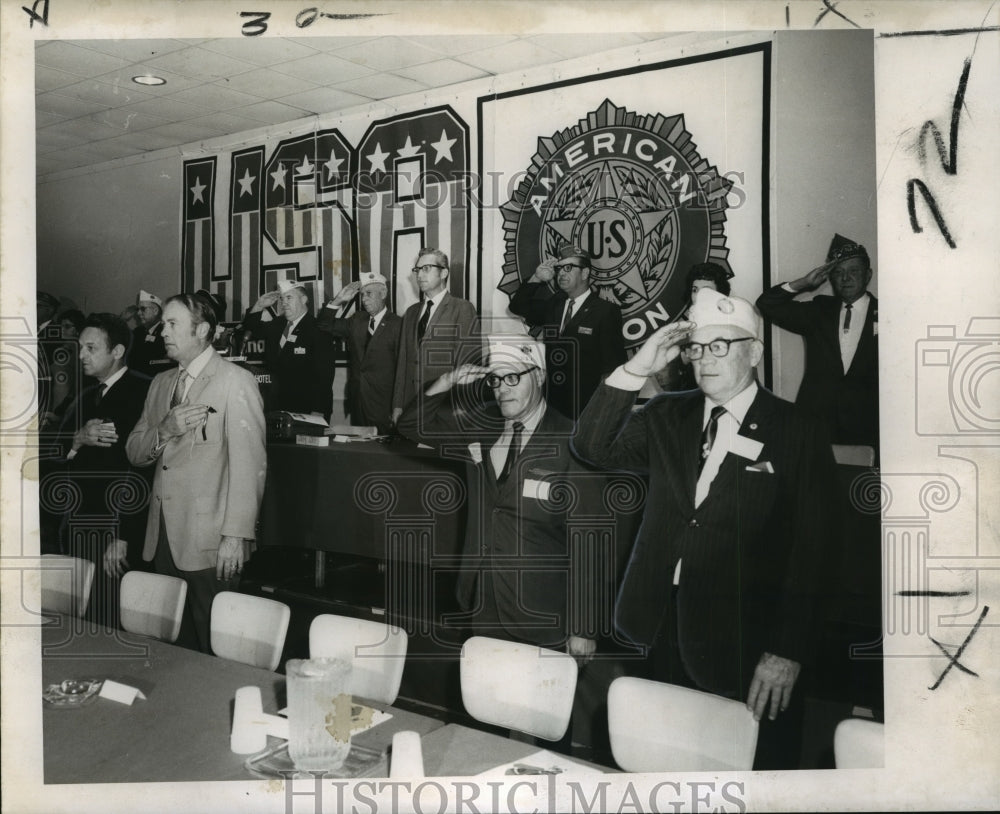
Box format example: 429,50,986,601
244,741,387,780
43,679,103,708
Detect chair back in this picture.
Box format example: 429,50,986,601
119,571,187,642
834,718,884,768
40,555,95,618
459,636,578,741
608,676,759,771
210,591,290,672
309,614,409,704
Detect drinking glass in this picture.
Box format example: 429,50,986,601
286,658,353,771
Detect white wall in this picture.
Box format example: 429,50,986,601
769,29,877,399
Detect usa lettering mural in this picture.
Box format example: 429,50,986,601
499,99,735,347
180,109,468,323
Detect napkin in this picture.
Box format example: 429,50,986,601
98,680,146,705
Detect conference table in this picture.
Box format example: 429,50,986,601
41,621,603,784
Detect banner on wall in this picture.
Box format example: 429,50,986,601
180,107,469,325
498,99,734,348
480,45,767,350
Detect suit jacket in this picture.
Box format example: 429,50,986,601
241,309,335,418
56,369,153,553
316,307,402,431
126,350,267,572
127,322,174,378
573,384,836,697
756,287,879,448
508,283,626,419
392,292,477,413
398,387,610,647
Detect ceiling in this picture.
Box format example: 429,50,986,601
35,33,673,179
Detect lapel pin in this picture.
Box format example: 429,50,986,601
749,423,757,431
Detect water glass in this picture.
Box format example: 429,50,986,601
286,658,353,771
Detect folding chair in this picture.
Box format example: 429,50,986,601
834,718,884,768
119,571,187,642
309,614,409,704
608,676,759,771
210,591,290,671
459,635,578,742
40,554,95,618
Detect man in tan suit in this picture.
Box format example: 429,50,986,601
127,292,266,651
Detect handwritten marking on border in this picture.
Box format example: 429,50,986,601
928,605,988,690
22,0,49,27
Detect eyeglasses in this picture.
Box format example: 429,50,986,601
554,263,584,273
680,337,754,361
412,264,445,274
486,367,538,388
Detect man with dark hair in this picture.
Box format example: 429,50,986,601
242,279,336,419
317,271,402,433
756,235,879,450
508,244,626,419
127,289,173,377
127,293,266,651
686,261,733,299
391,248,477,425
55,312,152,627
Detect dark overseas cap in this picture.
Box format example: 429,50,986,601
826,233,870,266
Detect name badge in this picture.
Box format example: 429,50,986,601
293,346,306,355
285,334,297,343
730,434,764,461
522,478,550,500
577,326,593,336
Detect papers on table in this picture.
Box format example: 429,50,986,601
476,749,604,777
273,704,393,740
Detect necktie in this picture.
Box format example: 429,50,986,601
280,321,292,348
560,299,575,334
497,421,525,485
843,303,853,332
368,316,376,336
170,370,189,409
94,383,107,409
698,405,726,474
417,300,433,341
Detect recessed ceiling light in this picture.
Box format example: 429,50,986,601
132,74,166,86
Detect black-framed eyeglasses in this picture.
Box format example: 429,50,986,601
412,264,445,274
554,263,584,273
486,367,538,388
680,337,754,361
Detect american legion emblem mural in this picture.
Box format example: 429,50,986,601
498,99,734,349
179,106,469,323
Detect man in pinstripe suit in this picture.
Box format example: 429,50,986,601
573,288,837,769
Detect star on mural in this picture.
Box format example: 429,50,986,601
296,155,314,176
397,135,421,159
270,165,287,191
324,150,344,181
190,177,206,204
430,129,457,164
237,168,256,197
544,161,671,300
366,141,390,173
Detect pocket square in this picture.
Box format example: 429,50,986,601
745,461,774,473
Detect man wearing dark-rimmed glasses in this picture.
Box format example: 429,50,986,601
508,243,625,419
398,335,611,660
391,247,477,426
573,288,837,769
